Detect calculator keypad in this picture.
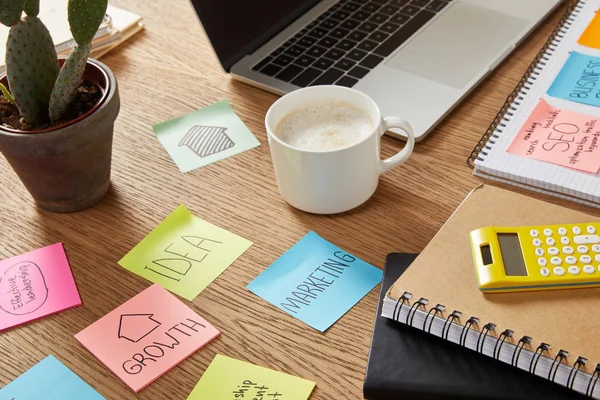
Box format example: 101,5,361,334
523,224,600,281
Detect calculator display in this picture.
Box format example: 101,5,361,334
498,233,528,276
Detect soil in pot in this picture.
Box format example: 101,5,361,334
0,80,103,131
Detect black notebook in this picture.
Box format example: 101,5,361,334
363,253,584,399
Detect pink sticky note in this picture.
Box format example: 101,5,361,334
75,284,220,392
507,99,600,173
0,243,81,332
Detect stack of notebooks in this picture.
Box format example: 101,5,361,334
0,0,144,74
468,0,600,207
365,184,600,399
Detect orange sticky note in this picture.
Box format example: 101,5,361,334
507,99,600,173
579,10,600,50
75,284,220,392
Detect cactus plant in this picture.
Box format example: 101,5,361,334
0,0,108,126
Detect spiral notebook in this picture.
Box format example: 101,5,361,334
468,0,600,207
382,185,600,399
365,253,582,399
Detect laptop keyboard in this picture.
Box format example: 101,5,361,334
251,0,452,88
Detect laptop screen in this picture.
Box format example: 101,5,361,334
190,0,319,72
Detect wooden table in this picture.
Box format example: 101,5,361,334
0,1,579,399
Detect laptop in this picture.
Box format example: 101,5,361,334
191,0,561,141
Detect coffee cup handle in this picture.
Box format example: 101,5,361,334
379,116,415,174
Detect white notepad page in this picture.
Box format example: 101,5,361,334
474,0,600,206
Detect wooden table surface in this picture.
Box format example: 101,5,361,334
0,1,582,399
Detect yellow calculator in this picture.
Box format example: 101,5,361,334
469,223,600,293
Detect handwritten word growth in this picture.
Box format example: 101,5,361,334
122,318,206,374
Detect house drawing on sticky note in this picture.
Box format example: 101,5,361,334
118,314,161,343
179,125,235,157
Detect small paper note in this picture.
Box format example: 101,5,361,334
547,51,600,108
247,231,382,332
118,205,252,300
0,355,104,399
186,354,316,400
579,10,600,50
75,284,220,392
507,99,600,173
0,243,81,332
153,100,260,173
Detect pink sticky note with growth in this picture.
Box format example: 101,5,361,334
507,99,600,173
75,284,220,393
0,243,81,332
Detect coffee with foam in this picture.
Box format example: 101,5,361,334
274,101,374,151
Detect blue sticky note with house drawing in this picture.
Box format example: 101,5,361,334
0,355,104,399
247,231,382,332
547,51,600,108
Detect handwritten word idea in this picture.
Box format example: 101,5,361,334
0,355,104,399
186,355,315,400
0,243,81,332
247,231,382,332
119,205,252,300
76,284,220,392
548,51,600,108
507,99,600,173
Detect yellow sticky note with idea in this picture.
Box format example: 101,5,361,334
186,355,316,400
579,10,600,50
118,205,252,300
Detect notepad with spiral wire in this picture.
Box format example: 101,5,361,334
382,185,600,398
468,0,600,208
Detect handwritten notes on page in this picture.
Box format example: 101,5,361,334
507,99,600,173
0,355,104,399
186,354,315,400
579,10,600,50
118,205,252,300
153,100,260,173
0,243,81,332
75,284,220,393
547,51,600,108
247,231,382,332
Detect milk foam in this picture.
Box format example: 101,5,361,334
275,101,373,151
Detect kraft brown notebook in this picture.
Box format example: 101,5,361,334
383,185,600,398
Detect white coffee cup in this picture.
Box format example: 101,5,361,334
265,85,415,214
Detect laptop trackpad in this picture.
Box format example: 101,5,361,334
385,2,529,89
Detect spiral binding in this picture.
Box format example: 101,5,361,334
467,0,584,169
394,291,599,398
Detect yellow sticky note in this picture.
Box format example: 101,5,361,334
187,355,316,400
118,205,252,300
579,10,600,50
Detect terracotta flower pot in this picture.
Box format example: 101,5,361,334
0,59,120,213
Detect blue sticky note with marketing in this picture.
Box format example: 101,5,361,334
247,231,382,332
547,51,600,107
0,355,104,399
